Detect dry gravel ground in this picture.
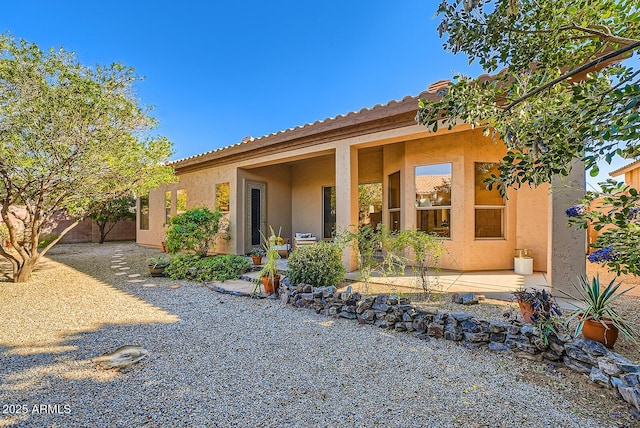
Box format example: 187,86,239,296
0,242,639,427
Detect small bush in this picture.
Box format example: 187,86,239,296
38,233,59,249
287,242,346,287
165,254,249,282
164,207,227,256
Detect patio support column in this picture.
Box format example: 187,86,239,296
335,145,359,271
547,159,586,295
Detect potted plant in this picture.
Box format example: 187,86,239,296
254,226,281,295
511,287,563,344
561,275,637,348
147,255,170,277
249,248,265,265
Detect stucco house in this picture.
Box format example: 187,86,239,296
610,159,640,189
137,80,585,288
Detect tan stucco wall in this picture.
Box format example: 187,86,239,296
626,168,640,189
402,129,549,271
139,123,550,273
137,164,237,254
237,165,292,253
291,156,335,239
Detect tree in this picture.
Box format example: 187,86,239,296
0,35,175,282
88,196,136,244
418,0,639,274
164,207,229,257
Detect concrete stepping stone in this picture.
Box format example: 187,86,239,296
127,279,145,283
115,272,127,276
167,284,182,289
119,267,130,271
128,274,141,278
142,283,157,288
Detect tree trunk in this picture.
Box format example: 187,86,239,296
98,222,107,244
13,257,38,283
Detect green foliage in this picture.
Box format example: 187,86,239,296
164,207,227,257
418,1,639,279
164,254,249,282
561,275,638,342
256,226,282,292
287,242,346,288
567,180,640,276
336,224,388,288
147,255,170,268
391,229,446,298
37,234,59,249
88,196,136,244
512,288,563,344
0,34,175,282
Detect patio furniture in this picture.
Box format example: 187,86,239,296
294,232,318,250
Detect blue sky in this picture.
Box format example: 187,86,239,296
1,1,632,188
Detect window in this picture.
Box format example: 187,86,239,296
139,194,149,230
215,182,230,213
323,186,336,239
388,171,401,232
176,189,187,215
415,163,451,237
164,191,172,223
358,182,382,229
475,162,504,238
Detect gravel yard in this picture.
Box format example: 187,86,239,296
1,242,638,427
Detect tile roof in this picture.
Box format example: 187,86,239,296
609,159,640,177
415,175,451,194
167,76,478,169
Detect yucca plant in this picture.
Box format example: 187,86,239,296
562,275,638,342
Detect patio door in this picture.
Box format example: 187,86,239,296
245,181,266,250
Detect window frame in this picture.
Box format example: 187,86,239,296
139,194,149,230
474,162,505,239
415,163,452,238
388,171,401,232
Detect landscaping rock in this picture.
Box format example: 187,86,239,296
575,338,609,358
590,367,611,388
427,324,444,338
565,343,598,366
488,342,511,353
415,306,439,315
563,356,593,374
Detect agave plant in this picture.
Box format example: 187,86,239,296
562,275,637,342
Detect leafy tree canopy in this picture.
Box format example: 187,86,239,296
0,34,175,282
88,195,136,244
418,0,639,194
418,0,639,275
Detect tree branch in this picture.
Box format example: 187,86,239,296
504,40,640,111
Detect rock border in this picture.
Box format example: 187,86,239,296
214,279,640,412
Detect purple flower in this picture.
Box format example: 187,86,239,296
628,206,639,220
588,246,616,263
565,205,586,217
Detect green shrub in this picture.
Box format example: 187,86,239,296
165,254,249,282
164,207,228,256
287,242,346,287
38,233,59,249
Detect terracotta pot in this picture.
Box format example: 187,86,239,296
518,301,535,324
581,318,619,348
251,255,262,265
261,275,280,295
